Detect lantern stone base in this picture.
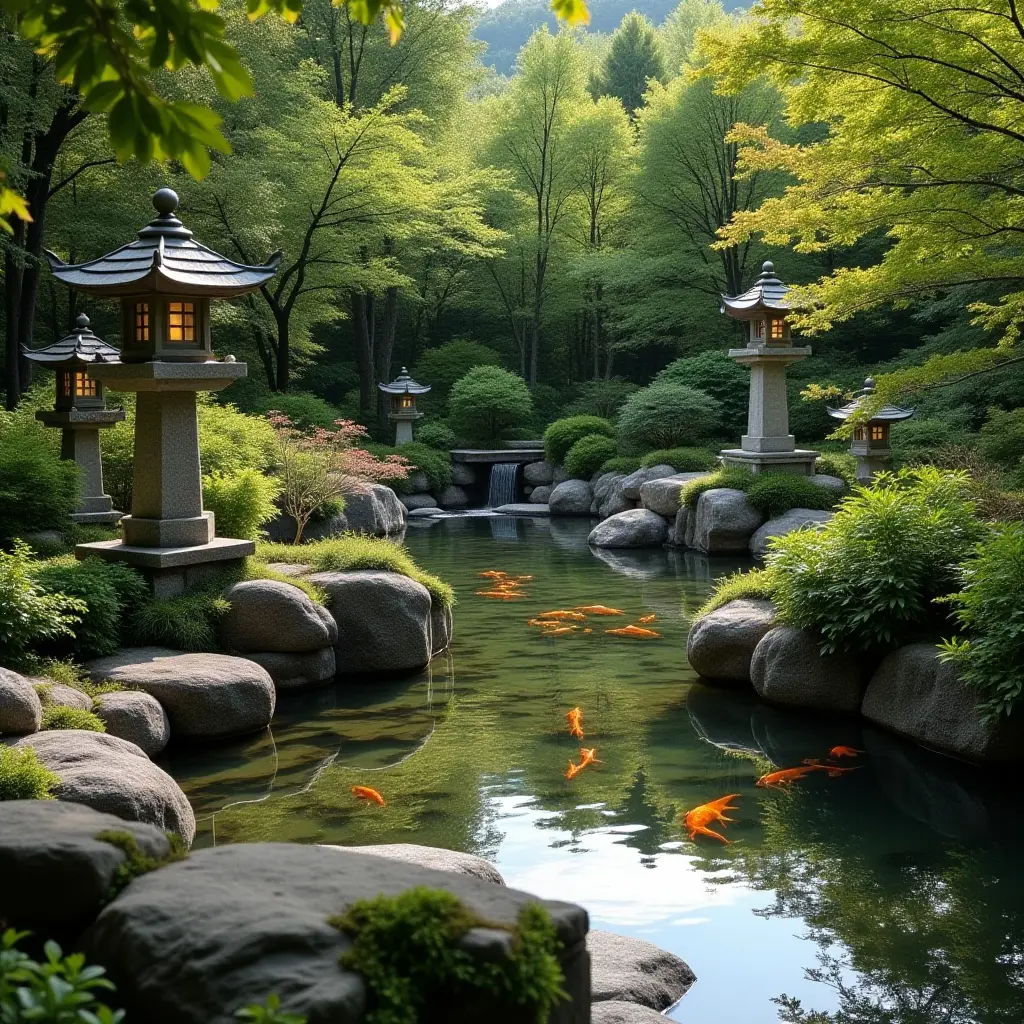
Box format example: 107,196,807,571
71,509,123,525
720,448,819,476
121,511,215,548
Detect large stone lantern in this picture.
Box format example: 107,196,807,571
24,313,125,524
827,377,913,483
719,261,819,476
45,187,281,594
378,367,430,444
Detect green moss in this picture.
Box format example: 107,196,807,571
639,447,718,471
329,887,566,1024
41,705,106,732
745,473,838,518
681,467,755,509
696,567,777,618
598,456,642,474
0,746,60,800
95,829,189,901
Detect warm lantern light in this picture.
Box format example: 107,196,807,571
167,301,196,343
770,319,785,340
401,394,414,409
134,302,150,342
827,378,913,484
871,424,886,442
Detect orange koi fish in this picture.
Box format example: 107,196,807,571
637,614,657,624
567,706,584,740
756,765,827,788
565,759,585,780
575,605,625,616
605,625,661,639
579,748,601,769
683,794,740,845
528,617,562,627
583,628,593,634
542,626,577,637
476,589,525,599
830,746,864,759
515,575,534,582
539,610,586,621
351,785,386,807
478,570,509,579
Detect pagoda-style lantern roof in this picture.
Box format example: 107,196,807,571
721,261,791,319
23,314,120,368
827,378,914,423
378,368,431,396
44,188,281,298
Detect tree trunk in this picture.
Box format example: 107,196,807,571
351,289,376,417
4,239,24,408
375,284,399,432
275,312,291,392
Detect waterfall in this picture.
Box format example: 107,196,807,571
487,462,519,507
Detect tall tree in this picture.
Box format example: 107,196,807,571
658,0,728,77
591,11,664,115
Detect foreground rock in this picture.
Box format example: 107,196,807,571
668,507,688,547
588,929,695,1011
37,681,93,711
0,801,176,944
0,667,42,735
308,570,432,675
750,508,833,559
342,483,406,536
220,579,337,653
82,844,589,1024
95,691,171,756
862,644,1024,763
549,478,593,515
86,648,275,740
592,1003,672,1024
400,493,438,511
689,488,764,554
15,731,195,845
330,843,505,886
638,473,706,518
588,508,668,549
619,465,676,501
751,626,865,714
591,473,632,519
430,603,454,656
245,649,336,691
524,459,555,485
686,599,776,684
529,484,552,504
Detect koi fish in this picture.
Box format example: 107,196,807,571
478,570,509,579
567,706,584,740
683,794,740,845
542,626,577,636
565,759,585,780
830,746,864,759
515,575,534,582
539,610,586,621
528,617,563,627
575,605,625,616
637,614,657,624
583,628,593,634
579,748,601,769
604,625,661,639
476,590,524,599
756,765,827,788
351,785,386,807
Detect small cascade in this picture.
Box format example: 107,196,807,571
487,462,519,507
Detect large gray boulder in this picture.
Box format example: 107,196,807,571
0,801,176,944
592,1003,673,1024
690,488,764,554
588,509,669,549
668,506,688,547
524,459,555,485
95,690,171,756
751,626,865,714
308,570,432,675
638,475,686,517
529,484,552,504
400,493,438,511
36,681,93,711
404,470,430,494
549,478,593,515
220,579,337,654
81,843,590,1024
0,667,42,735
437,484,470,509
750,508,833,559
588,929,694,1010
809,473,847,495
332,844,505,886
862,644,1024,763
619,465,676,501
430,602,454,656
15,731,195,845
450,462,476,486
686,599,777,684
266,512,347,544
342,483,406,536
86,648,275,740
245,649,336,692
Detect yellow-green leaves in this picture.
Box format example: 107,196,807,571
0,176,31,234
550,0,590,27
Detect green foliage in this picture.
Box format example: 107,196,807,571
448,367,534,447
591,11,665,114
978,407,1024,486
681,467,755,509
415,422,457,451
656,351,749,433
599,456,642,474
203,470,283,541
0,747,59,801
95,830,189,901
616,381,721,455
543,416,616,465
563,434,618,479
527,383,566,434
815,452,857,487
236,994,307,1024
394,443,452,493
890,416,970,467
697,568,777,618
563,379,638,421
767,468,985,653
330,887,566,1024
261,392,346,430
0,419,79,539
939,525,1024,719
41,705,106,733
412,340,503,410
745,473,837,519
639,447,717,471
130,591,230,653
198,399,281,476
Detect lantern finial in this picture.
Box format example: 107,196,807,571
75,312,90,330
152,187,179,215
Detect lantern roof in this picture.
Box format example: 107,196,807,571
721,260,791,319
827,378,914,422
378,368,431,395
23,314,120,367
44,187,281,298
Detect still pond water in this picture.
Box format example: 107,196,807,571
163,516,1024,1024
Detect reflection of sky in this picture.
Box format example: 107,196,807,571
485,792,844,1023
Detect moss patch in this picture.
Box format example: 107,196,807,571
95,829,189,901
40,705,106,732
696,567,777,618
0,746,60,800
681,466,756,509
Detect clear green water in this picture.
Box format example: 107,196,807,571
162,515,1024,1024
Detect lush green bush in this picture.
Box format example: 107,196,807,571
395,442,452,493
564,378,639,420
657,351,748,432
415,421,456,451
940,524,1024,718
260,391,345,430
203,469,282,541
616,381,721,455
767,468,984,653
890,415,971,467
681,467,755,509
412,339,503,411
0,747,59,800
130,590,230,652
599,455,642,474
815,452,858,487
33,557,149,659
563,434,618,479
697,567,776,617
745,473,838,519
448,367,534,447
41,704,106,732
978,406,1024,486
528,383,566,434
639,448,718,471
543,416,615,465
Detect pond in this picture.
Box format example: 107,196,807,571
162,516,1024,1024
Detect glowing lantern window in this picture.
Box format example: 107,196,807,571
134,302,149,342
871,424,886,442
854,426,866,442
167,301,196,343
400,395,414,409
61,372,98,399
770,319,785,340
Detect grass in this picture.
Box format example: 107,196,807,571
681,467,756,509
696,567,777,618
41,704,106,732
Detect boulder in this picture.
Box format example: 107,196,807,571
529,484,552,504
0,667,42,735
861,644,1024,763
342,483,406,536
15,731,195,845
244,649,336,692
750,508,833,559
86,648,275,740
438,484,470,509
400,493,438,511
592,1003,672,1024
668,506,688,548
81,843,589,1024
265,512,347,544
495,503,548,516
331,844,505,885
220,579,338,654
450,462,476,486
690,488,764,554
523,460,555,485
686,599,777,684
598,484,634,520
38,681,93,711
809,473,847,494
592,472,623,503
95,691,171,756
751,626,865,714
307,571,432,676
407,507,442,518
404,470,430,494
0,801,175,944
553,465,569,485
549,479,593,515
588,509,669,549
619,465,676,501
588,929,695,1010
430,602,454,656
638,472,708,518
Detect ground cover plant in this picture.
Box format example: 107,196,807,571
681,467,756,509
40,705,106,732
0,748,59,801
745,474,837,519
639,448,717,471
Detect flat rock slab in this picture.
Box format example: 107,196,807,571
495,503,549,516
81,843,589,1024
588,929,694,1010
220,579,337,653
325,843,505,886
619,466,677,501
0,667,43,735
686,599,777,685
0,800,174,945
245,649,337,691
638,473,707,518
95,690,171,756
589,509,668,549
592,1002,672,1024
15,730,195,846
86,648,275,740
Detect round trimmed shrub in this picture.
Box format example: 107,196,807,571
543,416,615,465
657,351,748,432
416,421,457,451
600,455,642,474
616,382,721,455
745,473,838,519
639,447,718,471
563,434,618,479
448,367,534,447
395,442,453,493
413,339,503,411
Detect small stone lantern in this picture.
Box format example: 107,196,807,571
24,313,125,524
719,260,819,476
827,377,913,483
378,368,430,444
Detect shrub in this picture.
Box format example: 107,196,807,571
697,567,777,617
563,435,618,479
564,378,639,420
639,448,718,472
130,590,230,651
261,391,346,430
412,339,502,411
656,351,748,432
745,473,837,519
890,415,968,467
616,381,721,455
448,367,534,447
815,452,857,487
978,406,1024,485
681,467,755,509
940,524,1024,718
415,421,456,451
394,442,452,493
599,455,642,474
0,419,80,538
528,383,566,433
41,704,106,732
0,747,60,800
543,416,615,465
203,469,282,541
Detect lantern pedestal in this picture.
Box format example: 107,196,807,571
388,411,421,445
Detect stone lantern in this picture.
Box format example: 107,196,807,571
827,377,913,483
719,260,819,476
23,313,125,524
378,368,430,444
45,187,281,594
